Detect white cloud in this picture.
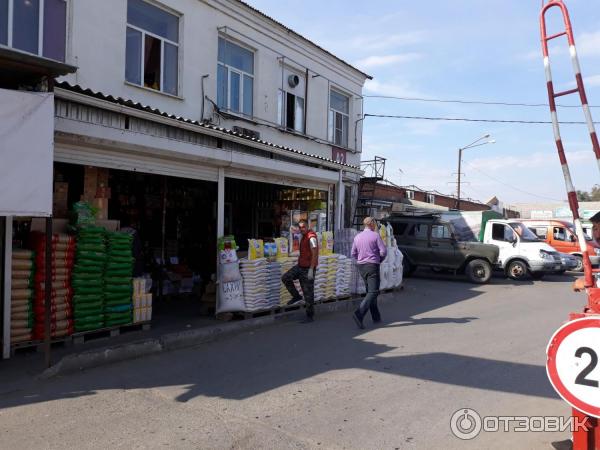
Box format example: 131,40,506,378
345,31,427,53
355,53,422,69
364,79,423,98
577,31,600,57
584,74,600,87
468,150,594,171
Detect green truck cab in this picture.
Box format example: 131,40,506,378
385,214,500,284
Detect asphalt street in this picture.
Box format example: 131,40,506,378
0,271,584,449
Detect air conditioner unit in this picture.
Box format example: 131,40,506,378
233,126,260,140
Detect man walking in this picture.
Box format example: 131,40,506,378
351,217,387,329
281,220,319,323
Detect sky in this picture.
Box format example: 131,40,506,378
244,0,600,207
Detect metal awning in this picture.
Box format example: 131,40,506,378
0,47,77,88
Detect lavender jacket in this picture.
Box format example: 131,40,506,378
351,229,388,265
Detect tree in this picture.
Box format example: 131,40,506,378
577,185,600,201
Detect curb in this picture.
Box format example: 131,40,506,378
40,289,400,378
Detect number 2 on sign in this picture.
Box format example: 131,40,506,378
575,347,600,388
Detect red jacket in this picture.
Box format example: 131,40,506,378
298,230,318,268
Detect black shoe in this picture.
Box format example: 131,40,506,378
373,318,382,324
287,297,303,306
352,312,365,329
299,316,314,324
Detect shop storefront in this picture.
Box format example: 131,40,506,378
0,83,365,358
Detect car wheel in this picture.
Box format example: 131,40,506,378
531,272,545,280
507,260,528,280
466,259,492,284
402,254,416,277
573,255,584,272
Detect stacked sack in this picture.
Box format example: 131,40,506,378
279,256,300,305
10,250,35,343
239,258,268,311
265,261,282,308
104,232,134,327
336,255,352,298
72,226,106,332
31,233,75,340
315,255,337,301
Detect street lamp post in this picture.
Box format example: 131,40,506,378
456,134,495,210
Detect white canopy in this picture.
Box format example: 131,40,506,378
0,89,54,216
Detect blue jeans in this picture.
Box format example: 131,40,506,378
356,263,381,322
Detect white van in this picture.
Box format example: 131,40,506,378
483,220,562,280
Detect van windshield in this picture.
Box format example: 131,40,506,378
509,222,539,242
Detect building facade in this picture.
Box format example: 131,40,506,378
0,0,371,358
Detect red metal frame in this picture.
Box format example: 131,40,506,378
541,1,600,448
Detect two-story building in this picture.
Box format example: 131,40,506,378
0,0,371,357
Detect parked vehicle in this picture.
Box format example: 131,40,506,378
385,214,499,284
442,211,562,280
558,252,580,273
521,219,600,272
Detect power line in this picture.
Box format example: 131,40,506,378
363,113,598,125
363,94,595,109
462,161,562,201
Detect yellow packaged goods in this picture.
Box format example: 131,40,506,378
274,237,289,260
248,239,264,260
321,232,334,255
379,223,387,241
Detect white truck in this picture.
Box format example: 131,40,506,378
442,211,563,280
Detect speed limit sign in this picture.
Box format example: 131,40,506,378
547,317,600,418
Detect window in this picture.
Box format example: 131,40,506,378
126,0,179,95
278,90,305,132
1,0,67,62
408,224,429,240
217,37,254,116
406,190,414,200
393,222,409,236
553,226,567,241
431,225,452,239
530,227,548,239
328,89,349,147
491,223,515,242
426,193,435,204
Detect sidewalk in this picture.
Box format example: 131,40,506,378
0,289,402,383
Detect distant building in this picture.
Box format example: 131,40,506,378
359,181,519,219
513,202,600,221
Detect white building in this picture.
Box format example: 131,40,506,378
0,0,371,357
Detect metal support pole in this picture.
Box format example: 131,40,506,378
457,148,462,210
44,216,52,368
2,216,13,359
217,168,225,237
335,170,344,231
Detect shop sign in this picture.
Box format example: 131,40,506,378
554,207,573,219
531,210,553,219
0,89,54,216
332,147,347,165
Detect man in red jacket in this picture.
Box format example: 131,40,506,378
281,220,319,323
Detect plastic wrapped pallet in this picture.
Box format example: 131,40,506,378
30,233,76,340
10,250,35,343
104,231,134,327
240,258,268,311
266,261,282,308
72,226,106,332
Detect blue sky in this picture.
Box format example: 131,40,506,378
245,0,600,206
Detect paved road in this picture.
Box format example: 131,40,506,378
0,271,584,449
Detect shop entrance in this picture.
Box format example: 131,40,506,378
225,178,329,254
53,162,218,323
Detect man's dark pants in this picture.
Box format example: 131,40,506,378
356,263,381,322
282,265,315,318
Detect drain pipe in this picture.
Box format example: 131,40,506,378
200,74,209,121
